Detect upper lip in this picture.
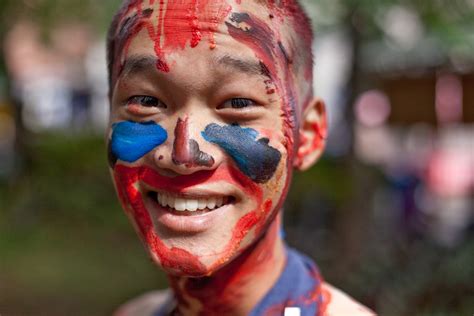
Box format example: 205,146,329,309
140,168,223,190
114,163,261,204
138,167,240,201
143,185,235,200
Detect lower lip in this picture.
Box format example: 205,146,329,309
145,197,233,233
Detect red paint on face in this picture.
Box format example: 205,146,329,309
174,207,278,315
226,12,298,154
160,0,231,51
172,117,215,168
114,163,275,276
225,11,298,221
152,0,232,71
112,0,232,81
109,2,318,313
114,164,206,275
172,117,190,163
110,3,160,82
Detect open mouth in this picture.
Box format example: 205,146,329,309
147,191,236,216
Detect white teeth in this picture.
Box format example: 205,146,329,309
207,197,216,209
198,199,207,210
186,199,198,212
216,196,224,208
174,198,186,211
156,193,228,212
167,196,175,208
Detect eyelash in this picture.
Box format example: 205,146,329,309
125,96,258,112
126,95,167,108
219,98,258,109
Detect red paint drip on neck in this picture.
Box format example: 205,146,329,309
171,208,281,316
262,267,326,316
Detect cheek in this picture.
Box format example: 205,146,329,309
108,120,168,167
202,123,282,184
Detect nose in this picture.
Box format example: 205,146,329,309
171,116,215,169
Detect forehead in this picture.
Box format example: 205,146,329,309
110,0,302,136
112,0,291,76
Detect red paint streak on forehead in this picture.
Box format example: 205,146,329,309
114,0,232,77
163,0,231,49
227,13,278,79
155,0,232,66
111,2,159,83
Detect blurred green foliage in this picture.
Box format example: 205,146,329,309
0,134,168,316
0,0,120,36
1,134,472,315
306,0,474,48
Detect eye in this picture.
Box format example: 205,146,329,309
219,98,258,109
127,95,167,108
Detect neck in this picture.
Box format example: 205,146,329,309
168,213,286,316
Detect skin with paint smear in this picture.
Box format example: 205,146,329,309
106,0,330,315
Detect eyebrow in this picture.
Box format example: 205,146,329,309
120,55,158,79
215,54,271,79
119,54,272,80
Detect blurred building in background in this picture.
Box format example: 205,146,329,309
310,0,473,250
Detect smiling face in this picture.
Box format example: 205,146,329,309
107,0,324,277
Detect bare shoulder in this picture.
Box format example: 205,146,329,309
322,282,377,316
113,289,172,316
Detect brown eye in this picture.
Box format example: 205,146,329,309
127,96,166,108
219,98,258,109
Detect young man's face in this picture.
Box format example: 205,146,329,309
107,0,321,276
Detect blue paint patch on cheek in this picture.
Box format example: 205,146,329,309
202,123,282,183
109,121,167,164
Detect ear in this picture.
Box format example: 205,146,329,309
293,98,327,171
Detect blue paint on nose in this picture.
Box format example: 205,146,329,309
110,120,167,163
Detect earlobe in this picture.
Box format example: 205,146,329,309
294,98,327,171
